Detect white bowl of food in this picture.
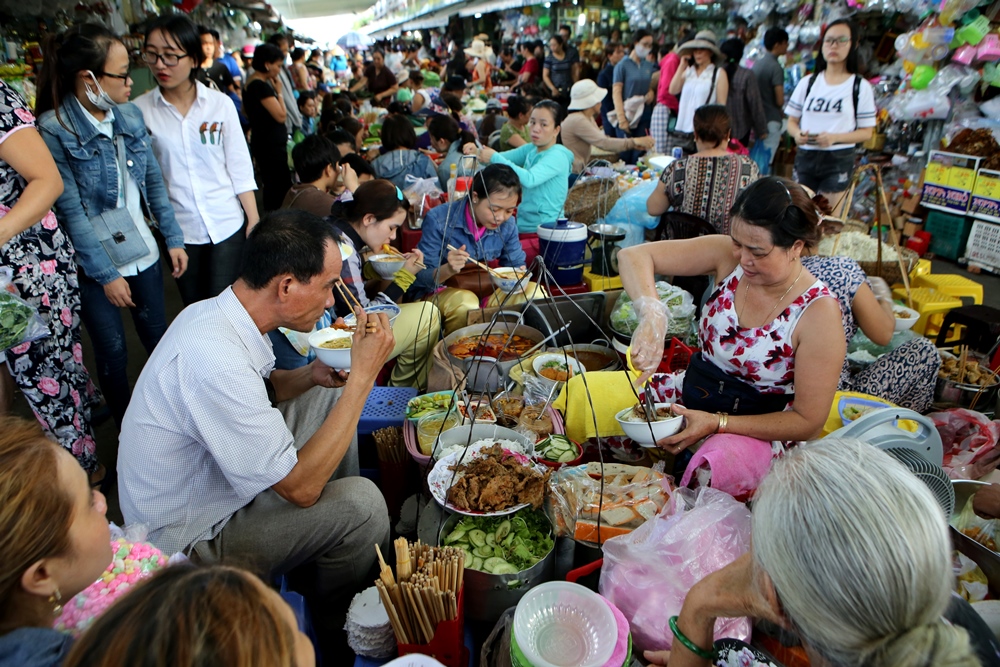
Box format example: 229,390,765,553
344,303,401,327
615,401,684,447
893,304,919,331
490,267,532,293
513,581,618,667
368,253,405,279
532,353,584,392
308,328,353,370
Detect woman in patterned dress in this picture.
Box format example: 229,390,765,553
619,177,846,494
646,104,758,234
0,80,101,475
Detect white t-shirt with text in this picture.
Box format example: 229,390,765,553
785,72,876,151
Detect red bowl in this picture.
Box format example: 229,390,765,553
536,435,583,468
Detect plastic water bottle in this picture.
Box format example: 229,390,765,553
672,147,683,160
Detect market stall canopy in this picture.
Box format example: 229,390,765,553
365,0,467,37
456,0,535,17
266,0,375,19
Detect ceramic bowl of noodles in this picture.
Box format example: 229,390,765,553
308,328,353,370
368,254,405,280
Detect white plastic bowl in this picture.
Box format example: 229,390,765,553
892,304,920,331
615,402,684,447
368,254,405,279
308,328,353,370
490,267,532,293
532,353,584,393
513,582,617,667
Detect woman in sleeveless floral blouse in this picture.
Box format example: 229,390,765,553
0,81,100,474
620,177,846,496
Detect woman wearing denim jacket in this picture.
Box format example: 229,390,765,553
37,24,188,428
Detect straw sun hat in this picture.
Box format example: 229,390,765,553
464,39,490,59
568,79,607,111
678,30,724,62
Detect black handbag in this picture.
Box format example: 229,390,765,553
89,135,149,267
681,352,792,415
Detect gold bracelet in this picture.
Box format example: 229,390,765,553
716,412,728,434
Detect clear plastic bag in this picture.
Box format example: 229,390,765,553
0,267,49,352
546,461,671,545
598,487,753,654
952,493,1000,553
610,281,695,339
929,408,1000,479
954,551,989,602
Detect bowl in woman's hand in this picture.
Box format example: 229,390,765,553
368,254,405,279
490,267,532,293
308,328,353,370
615,402,684,447
892,305,919,331
344,303,401,327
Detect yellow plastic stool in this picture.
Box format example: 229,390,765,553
910,258,932,279
913,273,984,305
893,287,963,335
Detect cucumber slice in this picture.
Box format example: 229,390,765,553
495,520,511,540
503,533,514,547
486,533,496,547
470,556,484,571
444,527,467,544
557,450,576,463
494,563,519,575
483,557,508,573
468,529,487,548
473,545,492,558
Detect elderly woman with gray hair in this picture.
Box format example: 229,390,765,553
646,439,987,667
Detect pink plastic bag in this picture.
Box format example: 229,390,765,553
597,487,752,654
929,408,1000,479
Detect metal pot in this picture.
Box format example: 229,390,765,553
443,314,544,393
438,510,555,625
952,480,1000,591
935,374,1000,417
557,342,621,372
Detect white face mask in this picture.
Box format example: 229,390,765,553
84,72,116,111
633,44,650,59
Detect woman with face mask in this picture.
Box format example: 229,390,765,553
36,23,188,431
611,29,657,163
133,14,260,304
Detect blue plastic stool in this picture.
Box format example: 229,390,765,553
358,386,418,435
277,575,321,663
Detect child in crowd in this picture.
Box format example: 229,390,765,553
296,90,318,136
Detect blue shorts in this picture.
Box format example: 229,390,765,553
793,147,856,193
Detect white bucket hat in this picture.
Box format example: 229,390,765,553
678,30,724,62
396,69,411,85
568,79,607,110
464,39,490,59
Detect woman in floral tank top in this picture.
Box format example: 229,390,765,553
619,177,846,496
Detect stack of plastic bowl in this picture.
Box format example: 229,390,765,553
511,582,625,667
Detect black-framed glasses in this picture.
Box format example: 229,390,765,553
101,70,131,81
142,51,189,67
823,36,851,46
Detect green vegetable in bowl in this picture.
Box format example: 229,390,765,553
535,435,579,463
442,508,553,574
407,392,454,420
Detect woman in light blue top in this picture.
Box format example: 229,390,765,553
463,100,573,234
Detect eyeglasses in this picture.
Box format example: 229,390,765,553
100,70,131,81
142,51,190,67
823,36,851,46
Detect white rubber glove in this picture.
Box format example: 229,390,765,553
630,296,669,381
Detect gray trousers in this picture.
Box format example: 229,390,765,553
191,385,390,621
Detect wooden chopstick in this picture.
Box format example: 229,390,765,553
334,280,366,316
446,244,504,277
381,245,426,269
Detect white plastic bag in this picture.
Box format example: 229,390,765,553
598,487,753,653
0,267,48,352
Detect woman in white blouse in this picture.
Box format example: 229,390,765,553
134,14,260,305
668,31,729,153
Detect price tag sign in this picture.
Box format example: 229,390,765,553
970,169,1000,223
921,151,981,214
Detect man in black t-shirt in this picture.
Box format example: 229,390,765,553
197,26,235,93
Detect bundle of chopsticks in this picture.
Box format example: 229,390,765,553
958,345,970,384
382,245,426,270
374,538,465,646
373,426,406,464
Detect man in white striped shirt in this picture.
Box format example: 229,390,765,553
119,209,395,658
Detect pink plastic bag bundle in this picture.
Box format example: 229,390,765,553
597,487,753,654
929,408,1000,479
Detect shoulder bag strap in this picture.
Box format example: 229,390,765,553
114,134,130,210
706,65,720,105
852,75,861,130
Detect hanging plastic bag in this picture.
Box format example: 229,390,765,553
0,267,48,352
598,487,753,654
952,493,1000,553
603,179,659,231
403,174,444,209
929,408,1000,479
749,138,772,175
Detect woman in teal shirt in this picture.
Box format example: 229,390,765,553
463,100,573,234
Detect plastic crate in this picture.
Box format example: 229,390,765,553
966,220,1000,272
924,211,974,261
664,337,697,373
357,386,418,435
